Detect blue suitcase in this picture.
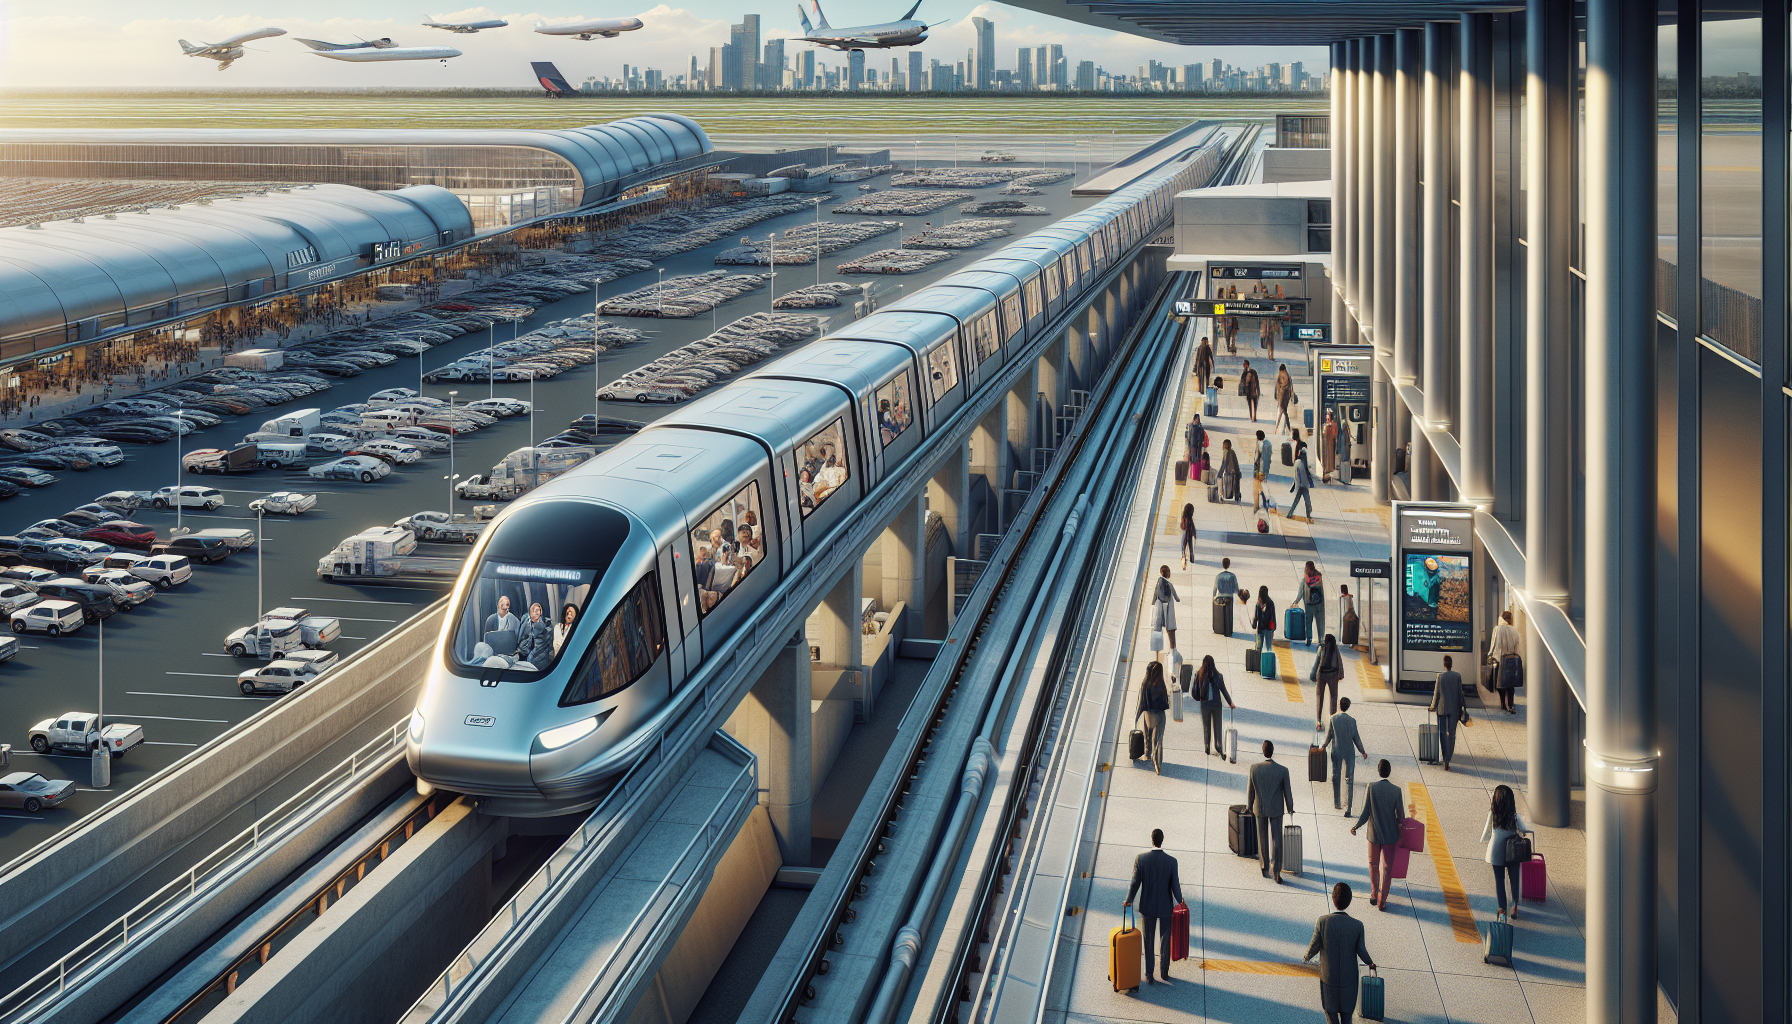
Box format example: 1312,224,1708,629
1260,650,1278,679
1360,970,1385,1020
1285,606,1307,643
1483,911,1514,967
1204,386,1219,418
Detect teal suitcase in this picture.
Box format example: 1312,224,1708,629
1260,650,1278,679
1483,911,1514,966
1359,969,1385,1020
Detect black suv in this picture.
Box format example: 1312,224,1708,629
150,535,233,564
33,579,118,622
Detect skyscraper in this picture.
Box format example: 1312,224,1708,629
1048,44,1066,88
971,17,994,90
1075,60,1095,91
1016,47,1032,89
908,50,924,91
848,49,865,90
729,15,761,90
764,38,786,88
798,49,816,88
708,45,730,90
1034,45,1048,89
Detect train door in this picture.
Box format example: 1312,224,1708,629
657,545,687,687
668,533,702,669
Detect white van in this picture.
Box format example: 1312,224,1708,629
257,408,321,439
361,409,417,432
256,442,308,468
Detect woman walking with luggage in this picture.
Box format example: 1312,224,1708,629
1152,565,1181,651
1480,785,1529,918
1251,586,1277,657
1219,439,1242,503
1488,609,1523,713
1310,633,1345,724
1136,660,1171,774
1291,561,1326,648
1179,504,1196,570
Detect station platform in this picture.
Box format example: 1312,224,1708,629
1049,333,1591,1023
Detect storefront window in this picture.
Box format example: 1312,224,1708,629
1698,0,1763,361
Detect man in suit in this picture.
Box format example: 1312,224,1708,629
1351,759,1409,909
1303,882,1377,1024
1320,697,1369,814
1247,740,1295,882
483,595,519,636
1123,828,1184,984
515,601,553,666
1428,654,1466,770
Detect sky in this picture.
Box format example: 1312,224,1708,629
0,2,1327,89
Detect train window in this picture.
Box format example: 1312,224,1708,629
1021,276,1042,319
996,296,1023,341
1077,242,1092,280
797,418,850,518
692,481,765,616
969,310,1004,358
874,371,916,447
924,340,959,401
559,573,666,706
1042,263,1061,304
1091,232,1106,267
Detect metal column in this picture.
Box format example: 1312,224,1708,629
1393,29,1423,387
1331,42,1348,336
1458,13,1495,504
1341,39,1360,341
1371,34,1396,504
1422,22,1453,431
1356,37,1376,341
1523,0,1574,829
1583,0,1659,1017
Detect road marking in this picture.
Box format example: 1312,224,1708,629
201,652,236,658
340,636,368,641
129,690,261,700
120,714,230,724
291,596,420,605
145,741,199,747
1272,639,1302,703
165,672,241,679
1196,959,1320,977
331,616,397,623
1408,782,1482,944
0,812,39,819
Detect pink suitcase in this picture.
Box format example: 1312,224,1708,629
1521,852,1547,902
1398,817,1426,853
1387,844,1412,879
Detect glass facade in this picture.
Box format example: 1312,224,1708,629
1697,1,1764,362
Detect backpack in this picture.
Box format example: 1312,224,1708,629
1305,578,1323,605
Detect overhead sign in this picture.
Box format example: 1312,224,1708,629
1175,299,1294,318
1211,263,1303,280
1350,559,1392,578
1292,324,1330,343
1319,354,1369,375
368,239,404,263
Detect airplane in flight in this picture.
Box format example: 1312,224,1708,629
294,36,397,50
176,27,286,71
421,16,510,33
532,16,644,40
297,38,463,62
797,0,936,51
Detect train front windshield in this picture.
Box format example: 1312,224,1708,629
453,561,597,677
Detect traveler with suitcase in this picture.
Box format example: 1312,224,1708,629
1427,655,1466,771
1194,335,1215,396
1151,565,1180,653
1273,364,1294,435
1303,882,1377,1024
1287,442,1315,523
1480,785,1530,919
1487,609,1523,713
1338,585,1360,647
1350,759,1411,910
1135,661,1171,775
1218,439,1242,502
1212,558,1239,602
1122,828,1185,984
1310,633,1346,724
1319,696,1369,814
1290,561,1326,647
1240,360,1262,422
1251,429,1273,512
1251,586,1277,658
1191,654,1235,756
1247,740,1295,883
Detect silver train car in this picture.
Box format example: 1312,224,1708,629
407,142,1226,815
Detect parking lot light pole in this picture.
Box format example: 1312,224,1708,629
530,375,538,491
255,505,264,621
447,390,458,510
92,617,108,788
172,398,184,537
767,233,777,312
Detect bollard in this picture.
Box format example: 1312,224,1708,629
91,744,111,788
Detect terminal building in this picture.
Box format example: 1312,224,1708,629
1008,0,1785,1018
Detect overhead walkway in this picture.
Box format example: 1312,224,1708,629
958,329,1592,1023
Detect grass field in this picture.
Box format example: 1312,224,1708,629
0,94,1313,140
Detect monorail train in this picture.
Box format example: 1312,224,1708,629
407,140,1228,816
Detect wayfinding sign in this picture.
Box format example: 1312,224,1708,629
1173,299,1295,319
1391,501,1483,694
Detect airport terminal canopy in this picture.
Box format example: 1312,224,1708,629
0,113,716,231
999,0,1514,44
0,183,472,358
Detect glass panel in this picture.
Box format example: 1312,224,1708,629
796,418,850,518
1698,0,1763,360
1657,3,1677,318
560,574,666,706
874,371,916,446
453,561,597,674
693,481,765,614
922,339,959,401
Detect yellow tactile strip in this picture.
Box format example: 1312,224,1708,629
1272,638,1302,703
1197,959,1322,977
1408,782,1482,944
1355,657,1387,690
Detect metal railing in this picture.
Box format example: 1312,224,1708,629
0,717,409,1024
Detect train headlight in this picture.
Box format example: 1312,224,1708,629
408,709,425,742
538,716,599,751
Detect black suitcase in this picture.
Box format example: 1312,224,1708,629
1281,442,1294,466
1228,804,1258,858
1175,459,1189,483
1179,662,1193,693
1212,596,1233,635
1341,610,1360,647
1245,648,1260,674
1308,744,1328,782
1129,728,1145,761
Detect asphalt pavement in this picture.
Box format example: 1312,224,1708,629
0,164,1099,865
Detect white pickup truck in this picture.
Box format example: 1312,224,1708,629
394,511,488,543
261,607,342,647
223,619,305,660
29,712,144,758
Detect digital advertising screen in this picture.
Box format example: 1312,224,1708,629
1401,551,1472,652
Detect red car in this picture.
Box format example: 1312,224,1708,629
80,521,156,550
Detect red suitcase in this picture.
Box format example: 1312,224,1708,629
1521,852,1547,902
1398,817,1426,853
1387,844,1412,879
1171,902,1190,960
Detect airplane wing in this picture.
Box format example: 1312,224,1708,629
293,38,351,50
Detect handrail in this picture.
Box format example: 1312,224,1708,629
0,717,409,1024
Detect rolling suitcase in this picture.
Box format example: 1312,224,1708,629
1418,722,1440,763
1202,468,1216,485
1308,744,1327,783
1205,386,1219,418
1175,459,1190,483
1225,706,1239,763
1212,596,1234,636
1281,441,1294,466
1207,483,1220,503
1110,907,1143,991
1260,649,1278,679
1360,969,1386,1021
1284,606,1307,643
1245,648,1260,674
1387,843,1411,879
1227,804,1257,857
1282,824,1304,875
1521,851,1548,902
1171,685,1184,722
1129,727,1146,761
1341,609,1360,647
1398,817,1426,853
1179,661,1193,693
1482,910,1514,967
1170,902,1190,961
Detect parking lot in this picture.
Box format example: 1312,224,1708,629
0,168,1099,864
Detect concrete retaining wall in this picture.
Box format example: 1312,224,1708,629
0,601,446,975
810,700,854,795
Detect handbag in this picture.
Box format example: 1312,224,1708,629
1149,628,1164,652
1458,708,1472,727
1482,662,1500,693
1500,829,1533,864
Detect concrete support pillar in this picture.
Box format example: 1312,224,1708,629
1004,360,1041,501
1393,29,1423,386
1103,290,1120,352
1410,428,1436,502
1066,321,1089,395
1583,0,1658,1017
1330,42,1347,336
1356,36,1376,340
1458,12,1495,505
969,408,1001,535
880,491,926,615
1088,307,1105,374
813,564,863,673
726,633,812,865
928,447,971,558
1372,33,1395,358
1524,0,1575,829
1039,336,1066,433
1422,22,1453,431
1340,40,1358,327
1371,361,1391,504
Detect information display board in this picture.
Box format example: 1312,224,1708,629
1309,344,1374,479
1391,502,1481,692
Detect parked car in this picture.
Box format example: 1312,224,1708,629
0,582,39,616
11,599,85,636
33,579,118,621
85,570,155,608
151,485,224,511
223,619,304,659
93,425,174,445
391,428,450,453
0,773,75,813
45,539,115,567
28,711,142,756
0,565,57,588
80,521,156,550
110,552,192,588
350,440,423,465
191,527,256,551
150,535,232,565
58,509,122,529
281,648,340,677
94,490,151,512
44,444,124,466
29,519,84,538
237,659,315,695
395,510,488,543
0,467,55,487
248,491,316,515
309,456,391,483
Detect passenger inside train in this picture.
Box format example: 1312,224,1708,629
694,483,765,613
455,561,596,674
